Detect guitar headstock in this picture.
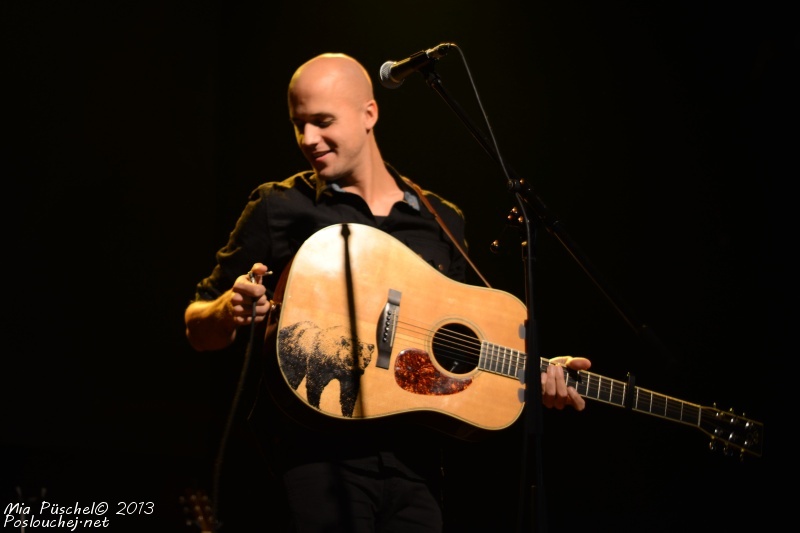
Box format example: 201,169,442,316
699,404,763,459
179,488,217,533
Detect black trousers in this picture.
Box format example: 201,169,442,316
282,458,443,533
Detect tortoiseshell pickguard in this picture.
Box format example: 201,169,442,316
394,349,472,395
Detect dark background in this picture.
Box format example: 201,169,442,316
3,1,788,532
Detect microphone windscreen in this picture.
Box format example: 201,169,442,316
379,61,403,89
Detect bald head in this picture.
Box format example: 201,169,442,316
286,54,385,185
288,53,374,108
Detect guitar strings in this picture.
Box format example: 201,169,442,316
391,317,686,410
394,321,484,365
366,315,760,456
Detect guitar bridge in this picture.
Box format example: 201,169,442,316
376,289,401,369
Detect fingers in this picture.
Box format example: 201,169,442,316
540,364,568,409
540,367,556,409
246,262,272,283
541,356,591,411
236,264,271,294
568,388,586,411
229,293,271,326
230,264,272,325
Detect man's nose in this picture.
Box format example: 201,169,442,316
301,124,320,146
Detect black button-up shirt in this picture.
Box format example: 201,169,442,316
194,166,467,302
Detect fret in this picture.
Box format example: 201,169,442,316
479,343,491,372
491,345,501,374
513,350,524,377
632,389,701,427
499,346,509,376
479,343,527,379
487,344,497,373
589,374,601,400
610,381,625,408
494,345,503,374
652,393,663,416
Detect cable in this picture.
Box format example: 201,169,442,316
209,298,259,532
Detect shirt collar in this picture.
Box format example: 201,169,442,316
314,164,421,212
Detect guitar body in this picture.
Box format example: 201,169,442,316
268,223,527,437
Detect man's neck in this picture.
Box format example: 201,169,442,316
338,149,404,216
342,169,403,216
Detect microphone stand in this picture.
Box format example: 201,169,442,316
415,64,674,533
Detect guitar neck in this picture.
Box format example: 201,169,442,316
543,360,696,423
479,345,689,420
478,343,763,458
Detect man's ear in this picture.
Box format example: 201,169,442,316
364,99,378,131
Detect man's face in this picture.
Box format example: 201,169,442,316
289,80,370,183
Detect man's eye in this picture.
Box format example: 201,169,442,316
292,119,333,130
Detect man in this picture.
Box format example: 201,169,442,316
185,53,590,532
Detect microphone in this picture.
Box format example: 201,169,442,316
379,43,453,89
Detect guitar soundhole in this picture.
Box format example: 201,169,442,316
432,323,479,375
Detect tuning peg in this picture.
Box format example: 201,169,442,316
722,444,734,457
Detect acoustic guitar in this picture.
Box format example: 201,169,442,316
266,223,763,458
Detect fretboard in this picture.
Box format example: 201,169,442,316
478,342,701,428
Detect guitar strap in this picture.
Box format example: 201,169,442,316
401,176,493,288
